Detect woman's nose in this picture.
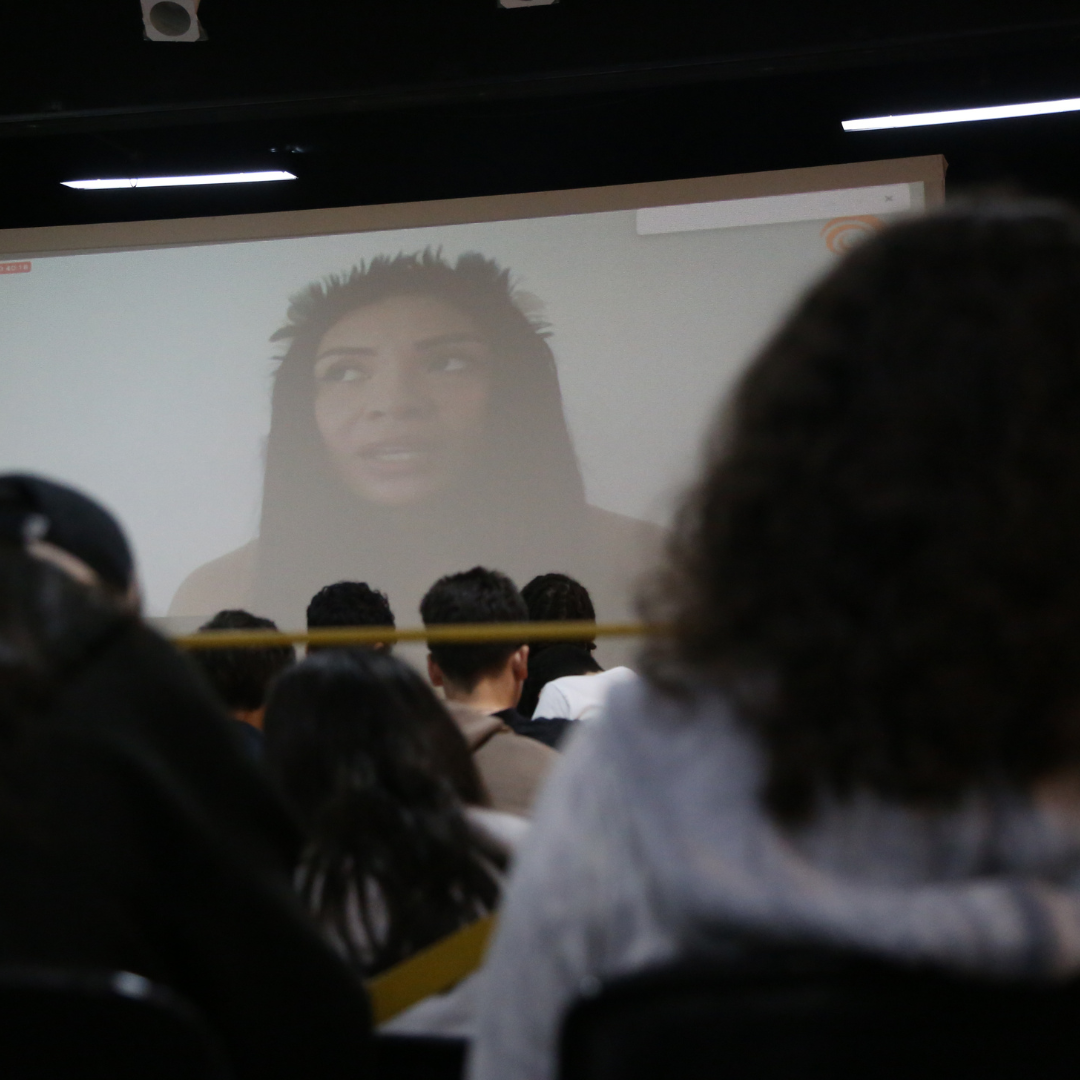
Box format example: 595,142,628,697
362,364,432,420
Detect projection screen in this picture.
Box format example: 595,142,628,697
0,156,945,636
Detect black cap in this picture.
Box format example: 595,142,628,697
0,474,134,592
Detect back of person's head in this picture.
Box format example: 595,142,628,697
520,572,597,656
262,649,496,974
0,475,137,721
306,581,395,653
643,200,1080,825
190,610,295,714
420,567,528,691
0,473,136,602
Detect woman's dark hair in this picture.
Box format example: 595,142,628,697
254,250,590,620
643,201,1080,825
262,649,497,974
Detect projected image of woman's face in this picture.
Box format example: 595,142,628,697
313,294,494,506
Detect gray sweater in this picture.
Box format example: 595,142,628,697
470,677,1080,1080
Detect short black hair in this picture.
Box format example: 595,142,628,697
420,567,527,690
307,581,395,629
191,609,296,712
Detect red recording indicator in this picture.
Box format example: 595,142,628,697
0,262,31,275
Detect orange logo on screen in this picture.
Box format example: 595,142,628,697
0,262,31,275
821,217,885,254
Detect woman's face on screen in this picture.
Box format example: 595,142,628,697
313,294,495,506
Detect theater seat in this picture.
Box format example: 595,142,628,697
0,966,230,1080
374,1033,468,1080
559,947,1080,1080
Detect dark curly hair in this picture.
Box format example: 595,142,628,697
520,572,597,653
307,581,394,631
642,200,1080,825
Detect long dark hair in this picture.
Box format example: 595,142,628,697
643,201,1080,825
262,648,499,975
254,250,590,622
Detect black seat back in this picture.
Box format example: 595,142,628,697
0,966,231,1080
560,951,1080,1080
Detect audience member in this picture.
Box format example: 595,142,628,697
0,474,370,1080
519,573,599,720
471,203,1080,1080
263,649,523,1033
189,608,296,757
518,642,600,719
518,572,634,735
533,663,638,723
421,567,558,815
307,580,395,652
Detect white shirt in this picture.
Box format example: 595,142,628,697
533,667,638,722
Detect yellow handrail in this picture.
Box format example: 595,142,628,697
175,620,667,650
366,914,497,1025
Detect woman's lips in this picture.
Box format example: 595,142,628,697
357,440,436,473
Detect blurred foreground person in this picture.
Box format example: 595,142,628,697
307,580,396,653
472,203,1080,1080
421,567,559,811
189,608,296,756
0,474,369,1080
263,649,521,1033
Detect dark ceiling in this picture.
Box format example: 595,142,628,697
5,1,1080,230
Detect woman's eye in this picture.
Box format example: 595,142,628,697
427,354,473,374
319,364,368,384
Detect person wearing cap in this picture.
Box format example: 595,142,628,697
0,474,370,1080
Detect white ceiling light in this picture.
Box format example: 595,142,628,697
62,171,296,190
843,95,1080,132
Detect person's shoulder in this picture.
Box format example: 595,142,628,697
168,538,259,617
496,727,560,763
584,505,666,554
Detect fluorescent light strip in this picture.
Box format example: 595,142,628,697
843,96,1080,132
61,170,296,190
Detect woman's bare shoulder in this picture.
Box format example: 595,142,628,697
168,538,259,617
584,505,667,564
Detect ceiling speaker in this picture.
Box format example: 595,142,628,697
140,0,204,42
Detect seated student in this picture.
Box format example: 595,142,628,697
518,573,601,719
421,568,559,816
520,573,636,729
263,649,525,1034
0,474,369,1080
307,580,396,653
533,662,638,724
470,203,1080,1080
189,608,296,757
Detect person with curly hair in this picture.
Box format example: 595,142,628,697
470,202,1080,1080
170,251,659,628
